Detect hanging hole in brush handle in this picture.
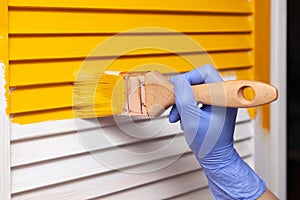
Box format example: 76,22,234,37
191,80,278,108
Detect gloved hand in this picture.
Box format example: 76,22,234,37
169,65,266,200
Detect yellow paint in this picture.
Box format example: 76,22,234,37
10,84,73,113
7,1,261,124
254,0,271,131
9,0,252,14
10,51,253,114
9,33,252,60
12,68,253,124
8,9,251,34
242,86,255,101
235,67,256,118
0,0,9,115
74,74,126,118
12,108,73,124
222,68,256,118
10,51,253,87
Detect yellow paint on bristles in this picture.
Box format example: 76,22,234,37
73,71,127,119
73,61,183,119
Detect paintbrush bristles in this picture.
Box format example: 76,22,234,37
74,72,126,118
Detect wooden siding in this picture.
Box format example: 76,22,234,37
6,1,257,199
11,109,254,199
7,0,254,123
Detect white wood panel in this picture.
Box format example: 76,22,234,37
10,108,251,141
10,112,172,141
11,134,189,193
10,96,253,197
234,139,252,158
11,117,181,167
236,108,251,123
12,153,200,199
0,63,11,199
234,120,253,141
11,119,252,167
170,187,214,200
11,137,251,194
100,170,207,200
11,115,134,141
107,156,253,200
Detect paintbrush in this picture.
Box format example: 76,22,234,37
73,71,278,118
122,71,278,117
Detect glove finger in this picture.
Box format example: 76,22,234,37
180,65,224,113
181,64,223,84
173,76,198,114
173,76,200,132
169,105,180,123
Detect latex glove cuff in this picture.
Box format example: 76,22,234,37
199,149,266,200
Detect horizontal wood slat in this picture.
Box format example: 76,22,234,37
169,187,213,200
11,117,182,167
11,139,251,195
9,33,252,60
100,156,252,200
12,154,201,199
9,9,252,34
11,119,252,167
12,134,189,193
11,108,251,141
10,51,252,87
8,0,252,14
12,108,74,125
94,156,252,200
100,170,207,200
10,84,73,113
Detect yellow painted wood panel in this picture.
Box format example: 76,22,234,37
12,108,73,124
10,51,253,87
9,33,252,60
8,0,252,13
8,9,252,34
0,0,9,115
7,1,257,124
254,0,271,130
11,67,252,124
10,84,73,113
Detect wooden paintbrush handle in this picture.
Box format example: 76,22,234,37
191,80,278,108
143,71,278,117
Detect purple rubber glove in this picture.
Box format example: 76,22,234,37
169,65,266,199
